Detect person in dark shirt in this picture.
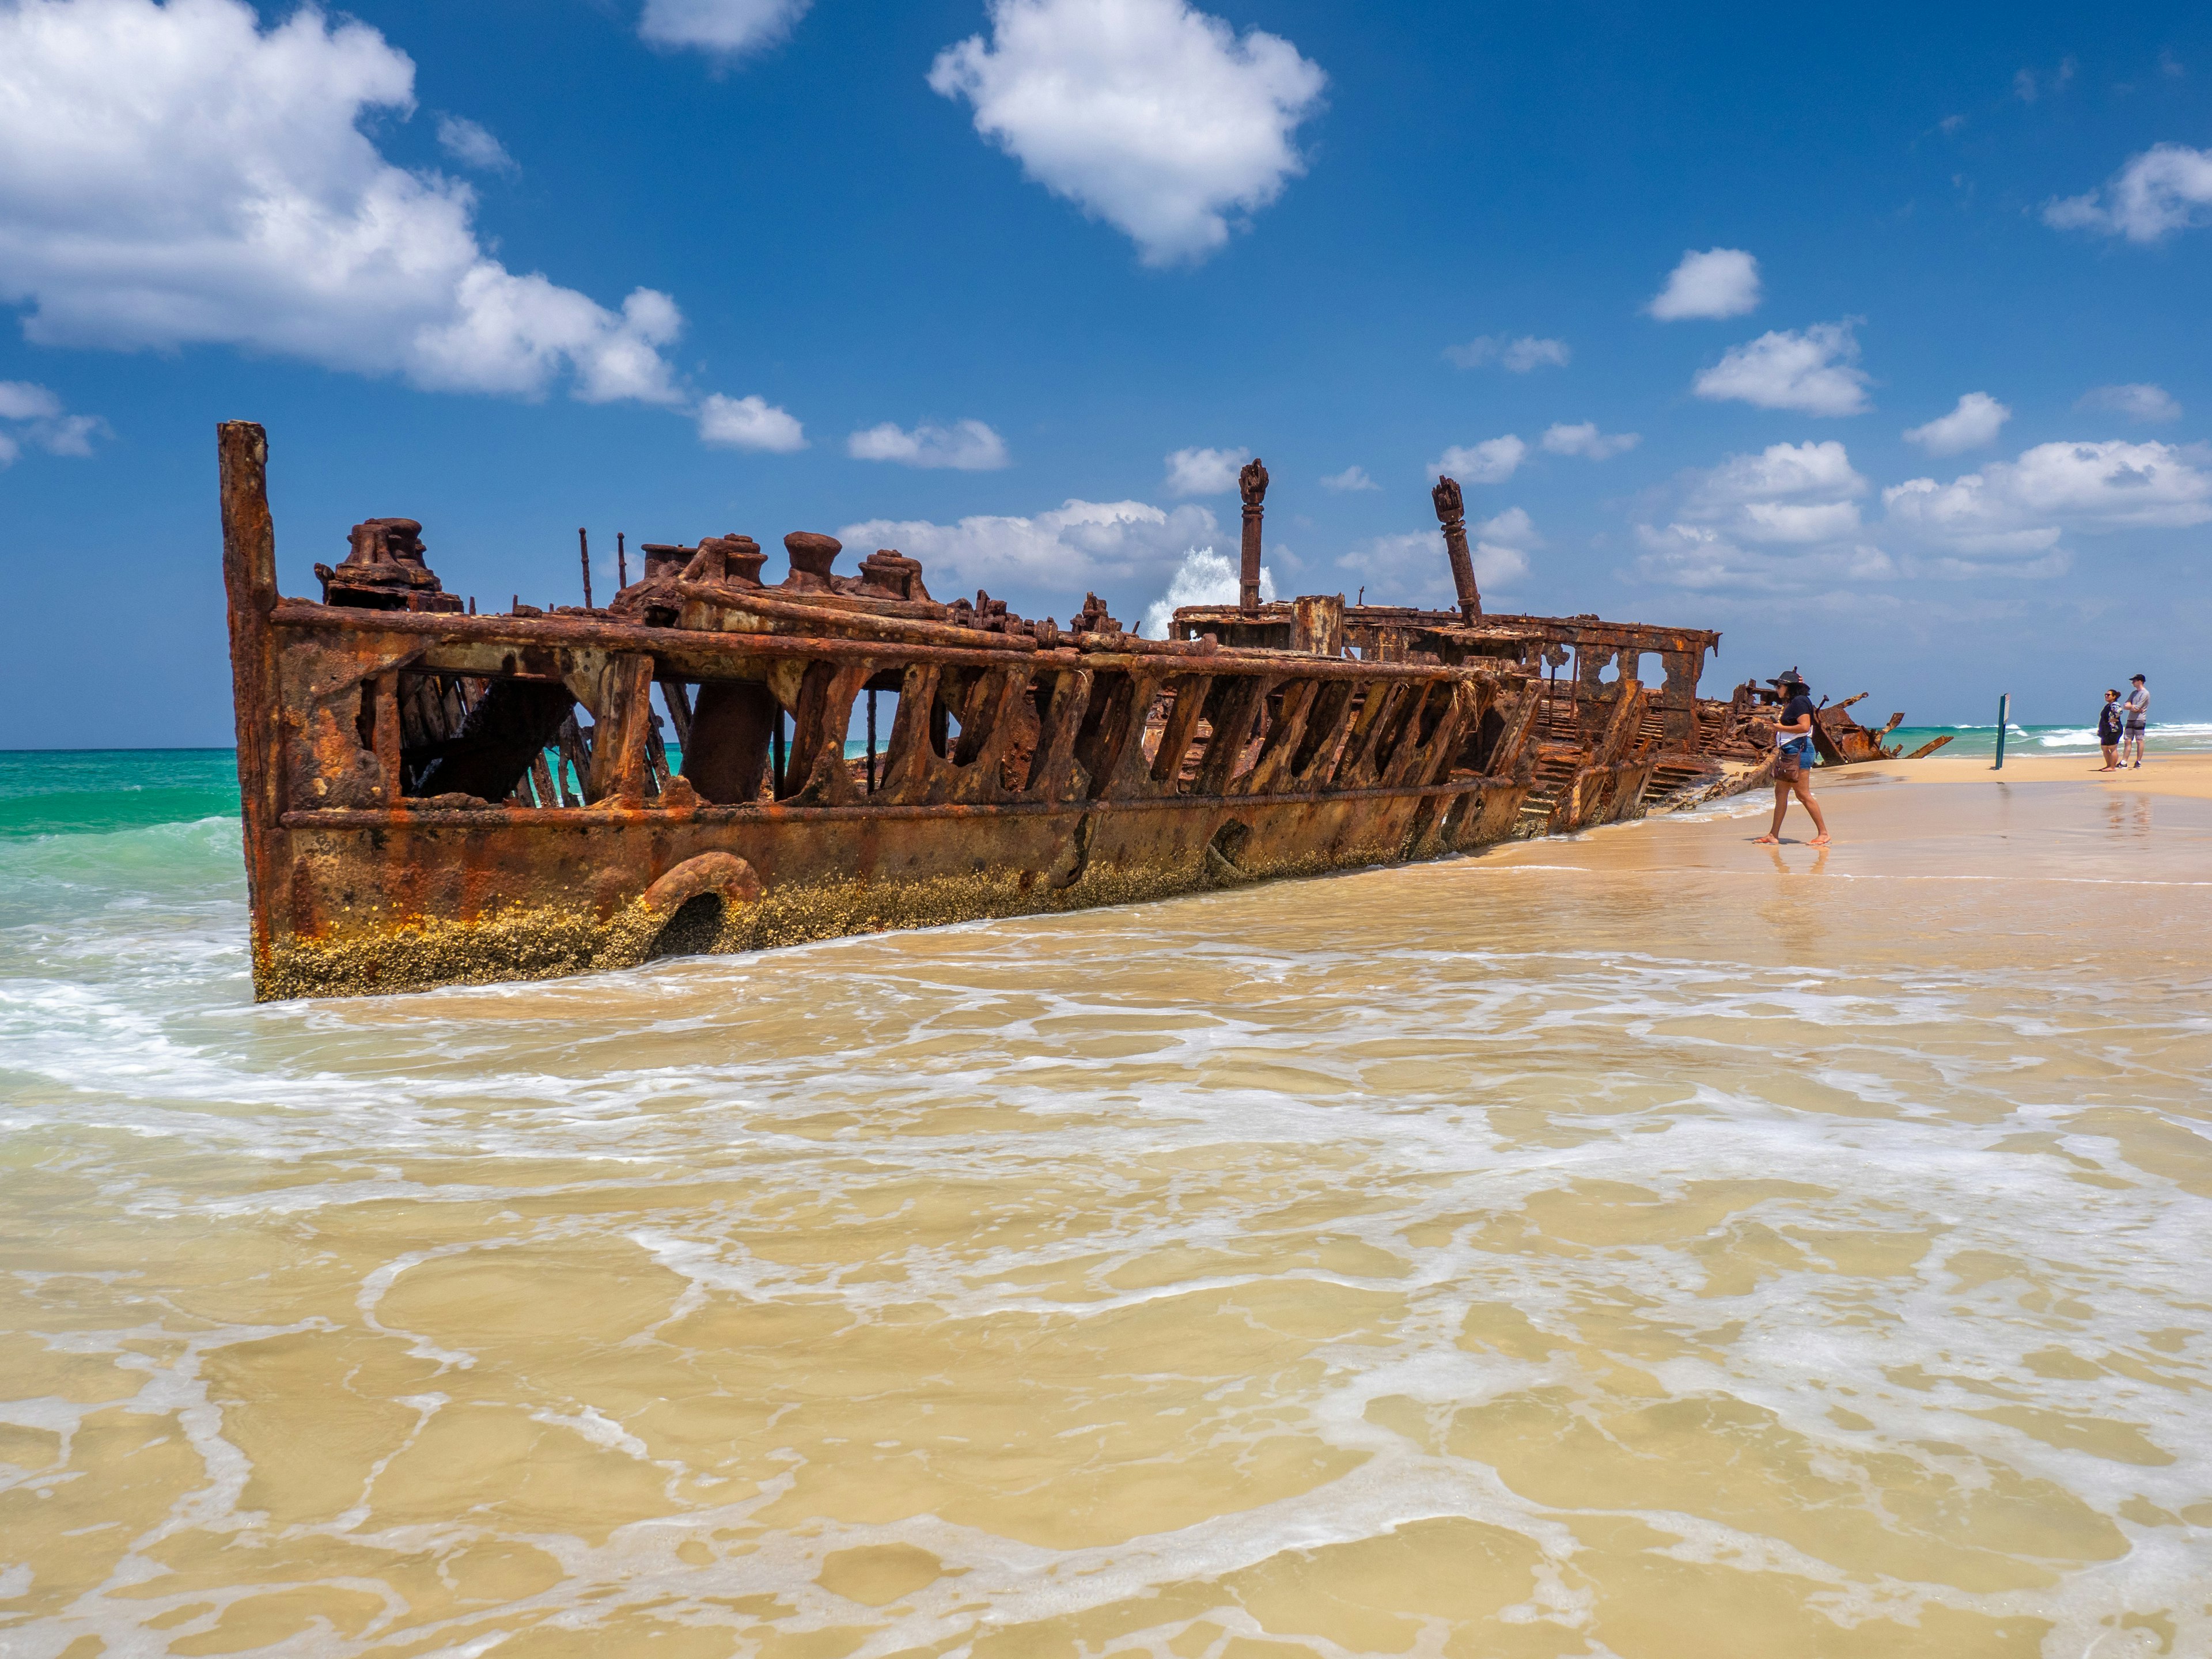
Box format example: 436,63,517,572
1753,668,1831,846
2096,689,2123,771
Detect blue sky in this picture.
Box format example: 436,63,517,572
2,0,2207,745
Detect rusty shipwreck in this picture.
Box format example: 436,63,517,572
223,423,1776,1000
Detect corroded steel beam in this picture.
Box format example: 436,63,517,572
1238,457,1268,616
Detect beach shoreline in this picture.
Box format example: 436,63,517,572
1862,750,2212,801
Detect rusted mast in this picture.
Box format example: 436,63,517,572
1433,475,1482,622
1237,456,1268,616
218,421,279,974
578,527,593,609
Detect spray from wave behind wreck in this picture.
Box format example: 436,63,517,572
1,756,2209,1657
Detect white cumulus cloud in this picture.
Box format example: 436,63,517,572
1884,440,2212,563
0,0,700,408
1646,248,1762,320
698,393,805,453
1444,334,1570,372
1465,506,1539,592
2044,143,2212,242
1692,321,1870,416
1337,522,1529,608
434,114,515,174
639,0,811,58
848,419,1010,471
1632,523,1896,592
34,412,100,456
0,380,61,421
1429,435,1527,484
1541,421,1639,460
1162,444,1249,495
0,377,104,464
1474,506,1540,549
1903,392,2010,456
1681,441,1870,545
1320,465,1377,492
839,498,1220,605
1471,541,1529,590
1634,436,2212,590
1139,546,1276,638
1634,440,1891,592
927,0,1325,266
2077,382,2182,423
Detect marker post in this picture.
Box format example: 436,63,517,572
1993,693,2010,770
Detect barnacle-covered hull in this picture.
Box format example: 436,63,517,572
252,786,1521,1001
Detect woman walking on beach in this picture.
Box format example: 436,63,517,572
2097,689,2124,771
1754,669,1831,846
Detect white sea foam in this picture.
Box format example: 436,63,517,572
2,791,2209,1656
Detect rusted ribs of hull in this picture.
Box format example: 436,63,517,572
226,425,1584,1000
1702,677,1932,767
1173,586,1738,838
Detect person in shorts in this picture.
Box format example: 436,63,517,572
2122,674,2150,768
1755,668,1831,846
2096,689,2123,771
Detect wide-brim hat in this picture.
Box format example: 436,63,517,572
1768,666,1807,688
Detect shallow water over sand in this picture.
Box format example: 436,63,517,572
3,770,2209,1657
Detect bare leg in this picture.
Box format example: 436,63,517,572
1755,777,1789,842
1791,772,1831,843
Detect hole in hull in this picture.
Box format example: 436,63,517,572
1206,818,1255,884
1046,812,1094,890
354,681,377,753
1468,704,1506,771
649,892,725,960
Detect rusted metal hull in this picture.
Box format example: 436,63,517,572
221,423,1772,1001
257,783,1528,999
224,425,1563,1000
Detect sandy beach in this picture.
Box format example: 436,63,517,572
1868,751,2212,801
2,763,2207,1657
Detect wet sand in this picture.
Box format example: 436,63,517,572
2,771,2207,1657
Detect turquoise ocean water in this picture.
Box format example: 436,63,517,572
1887,721,2212,760
0,748,243,839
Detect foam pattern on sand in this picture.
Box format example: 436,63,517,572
2,786,2209,1658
